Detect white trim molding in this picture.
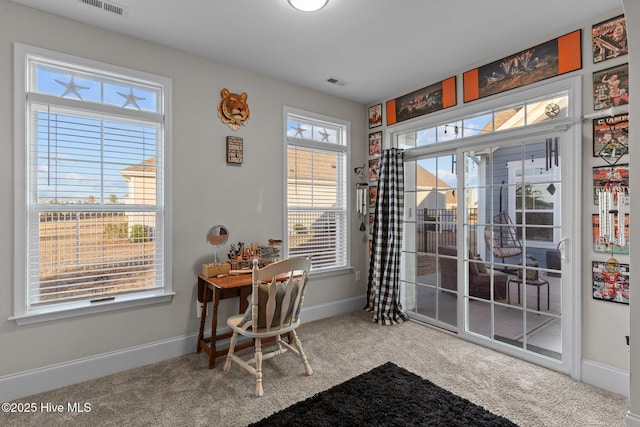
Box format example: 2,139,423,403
582,358,629,398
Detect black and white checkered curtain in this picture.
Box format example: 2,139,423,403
366,148,408,325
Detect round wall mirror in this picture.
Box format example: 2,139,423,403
206,225,229,262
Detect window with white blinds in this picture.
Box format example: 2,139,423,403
284,108,349,272
13,44,172,323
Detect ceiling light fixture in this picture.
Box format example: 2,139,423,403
288,0,328,12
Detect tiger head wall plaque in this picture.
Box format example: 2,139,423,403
217,88,250,131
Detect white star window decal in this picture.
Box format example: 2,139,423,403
291,124,307,138
319,128,331,142
117,88,145,110
54,76,89,100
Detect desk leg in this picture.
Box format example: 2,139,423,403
196,282,208,353
208,290,221,369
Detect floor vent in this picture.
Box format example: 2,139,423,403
79,0,128,17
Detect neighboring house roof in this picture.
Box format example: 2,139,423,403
416,164,451,189
416,165,456,205
121,157,156,179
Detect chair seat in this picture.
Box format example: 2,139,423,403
227,314,300,338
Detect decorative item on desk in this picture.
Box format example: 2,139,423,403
202,262,231,278
206,224,229,264
227,241,280,270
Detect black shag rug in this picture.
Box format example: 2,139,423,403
250,362,518,427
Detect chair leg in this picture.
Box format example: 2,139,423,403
223,331,238,373
291,330,313,376
255,338,264,397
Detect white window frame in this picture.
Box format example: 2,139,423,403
12,43,173,325
283,106,350,275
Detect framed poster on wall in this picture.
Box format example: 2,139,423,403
368,186,377,210
592,164,629,204
592,260,629,304
463,30,581,102
385,77,456,125
592,214,629,254
592,15,628,63
369,131,382,156
592,114,628,158
368,104,382,128
368,158,380,182
593,63,629,110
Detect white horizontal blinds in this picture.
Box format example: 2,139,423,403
26,57,164,306
286,113,347,271
31,212,160,304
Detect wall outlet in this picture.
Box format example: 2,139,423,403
355,270,361,281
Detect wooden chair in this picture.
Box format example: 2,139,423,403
223,257,312,397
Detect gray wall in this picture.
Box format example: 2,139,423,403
0,0,367,378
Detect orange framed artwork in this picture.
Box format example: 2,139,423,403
385,77,456,126
463,30,582,103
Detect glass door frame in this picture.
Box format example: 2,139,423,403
393,76,582,379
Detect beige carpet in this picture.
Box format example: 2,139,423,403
4,311,628,427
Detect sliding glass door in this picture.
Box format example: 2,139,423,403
403,131,576,373
403,153,458,331
463,138,563,361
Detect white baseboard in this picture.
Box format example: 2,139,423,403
0,295,365,402
626,411,640,427
0,334,196,403
300,295,365,323
581,359,629,398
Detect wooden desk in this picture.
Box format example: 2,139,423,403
196,271,297,369
197,273,253,369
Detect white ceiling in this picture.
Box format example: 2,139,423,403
10,0,623,105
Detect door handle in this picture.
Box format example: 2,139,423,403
556,238,569,262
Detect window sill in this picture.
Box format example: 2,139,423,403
309,266,354,279
10,291,175,326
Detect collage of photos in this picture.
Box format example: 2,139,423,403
590,14,630,304
367,105,384,253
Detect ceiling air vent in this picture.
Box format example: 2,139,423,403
78,0,128,17
326,77,350,87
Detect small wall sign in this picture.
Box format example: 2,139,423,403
226,136,243,164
